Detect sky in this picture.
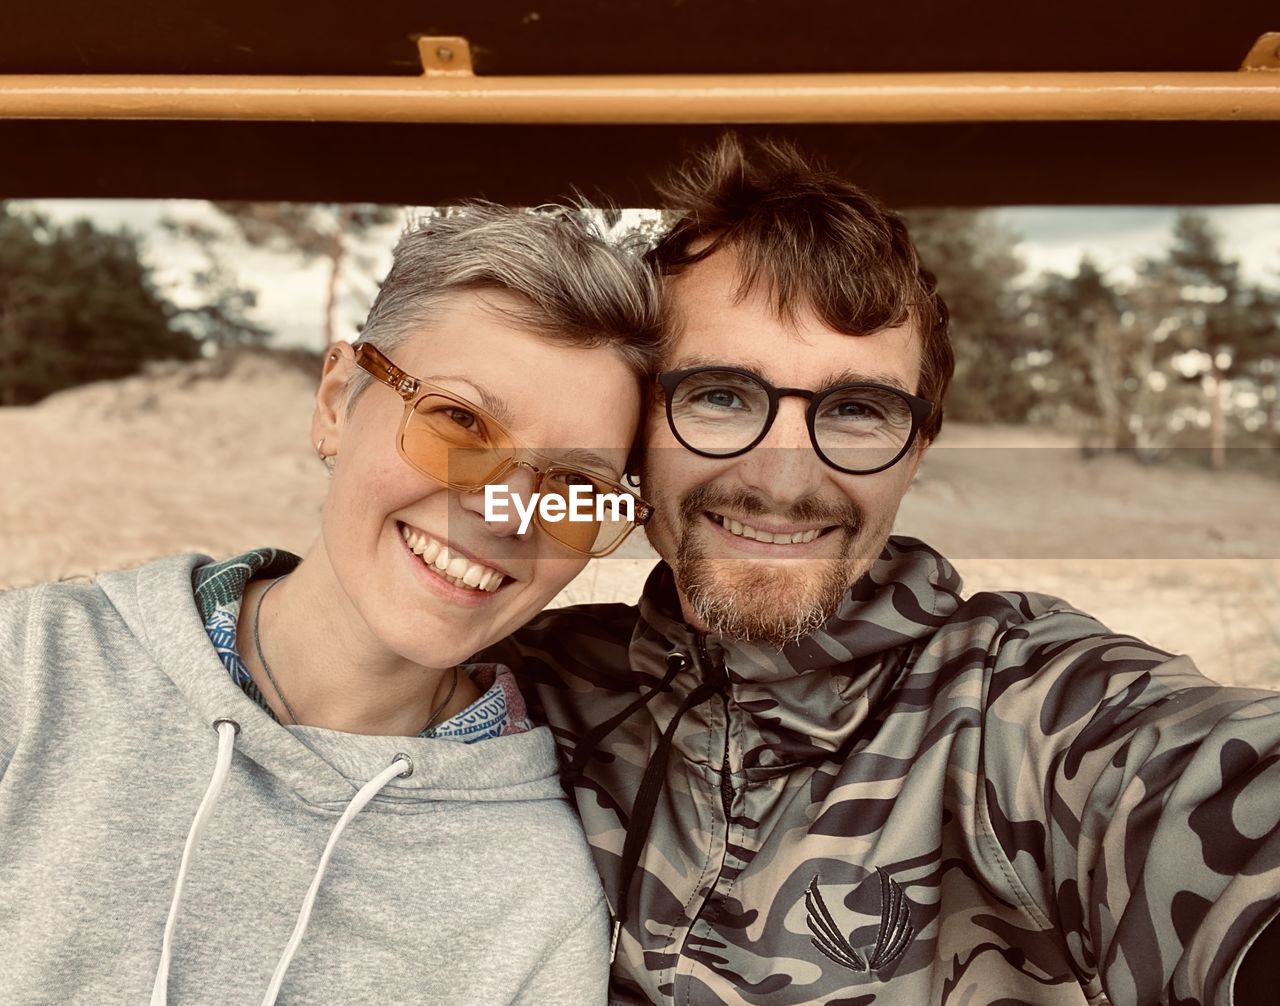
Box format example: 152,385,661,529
19,199,1280,352
996,206,1280,286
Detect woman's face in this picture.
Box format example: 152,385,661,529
311,289,642,669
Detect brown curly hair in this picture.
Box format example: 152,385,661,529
648,135,953,442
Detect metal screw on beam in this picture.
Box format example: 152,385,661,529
419,36,474,77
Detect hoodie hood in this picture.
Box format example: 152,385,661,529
95,553,565,807
0,552,607,1006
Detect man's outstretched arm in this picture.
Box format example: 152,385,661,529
982,609,1280,1005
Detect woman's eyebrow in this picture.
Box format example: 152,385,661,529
427,374,517,427
556,448,622,477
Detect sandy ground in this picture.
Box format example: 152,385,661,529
2,351,1277,687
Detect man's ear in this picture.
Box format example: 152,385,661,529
905,435,932,485
311,341,357,454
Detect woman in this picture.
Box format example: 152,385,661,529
0,204,663,1003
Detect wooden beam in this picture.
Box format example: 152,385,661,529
1,35,1277,124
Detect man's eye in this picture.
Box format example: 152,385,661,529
694,388,745,410
831,401,879,420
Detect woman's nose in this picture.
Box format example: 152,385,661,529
458,464,540,538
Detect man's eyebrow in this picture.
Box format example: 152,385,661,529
822,369,915,395
671,353,770,373
668,356,915,395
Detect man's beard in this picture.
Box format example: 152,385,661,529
658,485,877,648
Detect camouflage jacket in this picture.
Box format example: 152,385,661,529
497,537,1280,1005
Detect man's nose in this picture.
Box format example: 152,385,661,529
734,399,827,506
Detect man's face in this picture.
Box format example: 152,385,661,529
643,251,928,645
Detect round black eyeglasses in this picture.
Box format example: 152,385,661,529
657,366,934,475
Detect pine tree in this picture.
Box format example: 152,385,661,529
1157,211,1256,469
901,209,1030,424
0,204,197,406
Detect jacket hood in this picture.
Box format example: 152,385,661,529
630,536,967,767
95,553,566,808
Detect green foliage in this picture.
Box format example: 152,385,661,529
901,209,1031,423
1158,211,1271,377
1026,211,1279,461
0,204,197,406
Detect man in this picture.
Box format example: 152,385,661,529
488,138,1280,1004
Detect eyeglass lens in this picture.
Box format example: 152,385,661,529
400,394,637,555
666,369,916,472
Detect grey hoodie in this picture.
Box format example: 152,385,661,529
0,554,607,1005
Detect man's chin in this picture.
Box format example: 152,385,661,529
676,555,853,647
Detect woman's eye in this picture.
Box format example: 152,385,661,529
548,471,602,496
445,407,479,430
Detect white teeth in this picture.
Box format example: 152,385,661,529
716,515,823,546
400,524,505,593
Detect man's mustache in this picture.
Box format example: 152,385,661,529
678,485,863,535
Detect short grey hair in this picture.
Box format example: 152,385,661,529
346,202,665,408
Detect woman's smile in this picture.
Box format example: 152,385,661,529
398,520,510,595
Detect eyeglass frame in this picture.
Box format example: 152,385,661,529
352,341,653,556
656,365,935,476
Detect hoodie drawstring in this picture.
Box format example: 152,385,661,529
150,721,413,1005
151,718,239,1006
259,753,413,1006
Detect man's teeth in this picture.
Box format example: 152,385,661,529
714,515,821,545
400,525,505,592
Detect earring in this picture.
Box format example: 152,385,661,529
316,438,336,473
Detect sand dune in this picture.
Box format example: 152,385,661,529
2,350,1277,687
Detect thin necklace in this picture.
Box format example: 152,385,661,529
251,575,461,734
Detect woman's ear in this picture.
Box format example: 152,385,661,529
311,341,357,456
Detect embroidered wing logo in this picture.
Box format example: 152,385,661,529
804,868,914,974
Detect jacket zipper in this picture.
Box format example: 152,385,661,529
695,637,735,820
719,693,734,819
664,639,734,1003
